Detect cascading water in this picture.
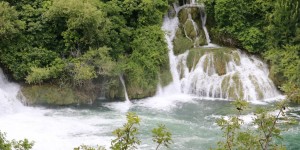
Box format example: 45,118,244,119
0,68,24,114
160,2,283,102
119,75,130,102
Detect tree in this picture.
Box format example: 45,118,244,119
45,0,109,55
0,1,24,40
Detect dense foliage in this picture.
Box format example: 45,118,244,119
205,0,300,102
0,0,170,99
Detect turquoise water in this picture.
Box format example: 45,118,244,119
1,96,300,150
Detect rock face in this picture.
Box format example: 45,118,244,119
22,85,85,105
21,80,104,105
173,7,207,55
171,47,281,101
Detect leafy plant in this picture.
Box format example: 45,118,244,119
0,131,34,150
152,124,173,150
110,112,141,150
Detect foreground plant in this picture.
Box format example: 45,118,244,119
152,124,172,150
110,112,141,150
0,131,34,150
215,99,293,150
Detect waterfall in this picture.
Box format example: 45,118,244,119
199,7,211,44
161,14,182,93
119,75,130,102
160,3,283,102
0,68,24,114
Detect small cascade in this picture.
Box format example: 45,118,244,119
119,75,130,102
199,7,211,44
161,14,181,93
160,2,283,102
0,68,24,114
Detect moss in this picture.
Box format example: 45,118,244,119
126,81,157,99
213,50,231,76
22,84,78,105
184,20,197,40
186,47,234,71
190,7,207,46
159,66,172,87
173,28,194,54
269,66,286,87
222,73,244,100
191,7,201,22
231,50,241,65
187,47,234,75
198,30,207,46
221,76,230,94
106,77,125,100
232,73,244,99
186,49,204,70
203,55,210,73
168,5,176,18
178,8,189,24
249,75,264,99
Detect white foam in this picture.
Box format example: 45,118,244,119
103,100,132,113
136,94,196,111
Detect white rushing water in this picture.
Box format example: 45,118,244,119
0,69,24,114
119,75,130,102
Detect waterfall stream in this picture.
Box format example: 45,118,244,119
0,69,24,114
160,2,283,102
119,75,130,102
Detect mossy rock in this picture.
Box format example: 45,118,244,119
249,75,264,99
127,82,156,99
190,7,201,21
269,66,286,87
106,77,126,100
22,84,80,105
186,49,205,70
159,67,172,87
184,20,197,40
213,50,231,76
231,50,241,65
168,5,176,18
178,8,189,24
187,47,234,73
189,7,207,46
173,28,193,55
195,30,207,46
221,73,244,100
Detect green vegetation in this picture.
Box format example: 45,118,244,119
0,0,171,102
0,131,34,150
205,0,300,103
152,124,172,150
214,99,293,150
